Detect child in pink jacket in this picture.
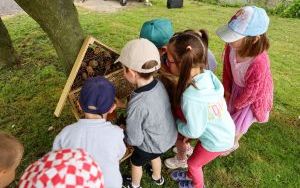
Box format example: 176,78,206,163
216,6,273,155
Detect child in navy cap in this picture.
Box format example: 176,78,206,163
53,76,126,188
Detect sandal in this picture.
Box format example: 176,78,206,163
171,170,189,181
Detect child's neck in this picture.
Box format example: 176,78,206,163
84,113,107,120
190,67,202,79
235,49,252,63
136,76,154,88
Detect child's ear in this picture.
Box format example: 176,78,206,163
128,68,136,76
128,68,138,80
108,104,116,114
0,169,7,175
160,47,167,55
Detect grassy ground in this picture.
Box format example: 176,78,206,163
1,0,299,187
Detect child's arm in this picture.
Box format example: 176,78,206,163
117,132,127,160
222,45,233,99
125,106,145,146
177,98,208,139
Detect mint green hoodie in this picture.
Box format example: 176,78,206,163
177,70,235,152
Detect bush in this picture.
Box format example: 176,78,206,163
282,0,300,18
194,0,300,18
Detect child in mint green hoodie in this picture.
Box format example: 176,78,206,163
165,30,235,188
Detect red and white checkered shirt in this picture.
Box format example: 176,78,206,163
18,148,104,188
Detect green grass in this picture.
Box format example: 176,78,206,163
1,0,300,187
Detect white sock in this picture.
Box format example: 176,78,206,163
131,183,140,188
152,174,161,180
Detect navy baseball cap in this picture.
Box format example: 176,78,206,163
79,76,116,114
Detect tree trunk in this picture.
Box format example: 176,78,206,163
0,17,18,67
14,0,85,73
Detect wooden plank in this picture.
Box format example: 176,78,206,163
93,38,119,55
54,36,94,117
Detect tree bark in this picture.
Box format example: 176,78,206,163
0,17,18,67
14,0,85,73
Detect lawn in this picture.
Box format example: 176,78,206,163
1,0,300,187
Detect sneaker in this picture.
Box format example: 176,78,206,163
178,180,194,188
122,183,142,188
122,175,132,183
122,181,142,188
171,170,189,181
164,156,188,169
172,146,194,156
152,176,164,186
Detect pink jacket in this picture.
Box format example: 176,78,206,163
222,45,273,122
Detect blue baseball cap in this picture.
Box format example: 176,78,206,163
79,76,115,114
216,6,269,43
140,19,174,48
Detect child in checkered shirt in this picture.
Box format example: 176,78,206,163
18,149,104,188
53,77,126,188
0,131,24,188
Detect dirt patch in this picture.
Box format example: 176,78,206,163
74,0,144,13
0,0,146,17
0,0,24,16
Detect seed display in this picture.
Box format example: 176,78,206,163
71,42,122,90
67,41,134,122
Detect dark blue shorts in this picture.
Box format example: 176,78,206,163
131,147,162,166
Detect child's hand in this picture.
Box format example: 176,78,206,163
115,97,126,109
224,91,231,103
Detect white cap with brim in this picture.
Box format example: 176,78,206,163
216,25,245,43
114,38,161,73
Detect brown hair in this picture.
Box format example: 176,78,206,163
0,132,24,170
237,33,270,57
124,60,159,79
181,29,209,47
168,29,209,105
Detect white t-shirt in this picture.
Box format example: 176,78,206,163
229,47,254,87
53,119,126,188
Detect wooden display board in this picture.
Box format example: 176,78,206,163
54,36,134,162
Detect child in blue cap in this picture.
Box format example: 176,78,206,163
216,6,273,156
53,76,126,188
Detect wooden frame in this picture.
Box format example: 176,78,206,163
54,36,134,162
54,36,122,117
67,69,134,120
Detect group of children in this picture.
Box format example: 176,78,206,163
0,5,273,188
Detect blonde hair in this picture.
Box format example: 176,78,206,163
0,132,24,170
